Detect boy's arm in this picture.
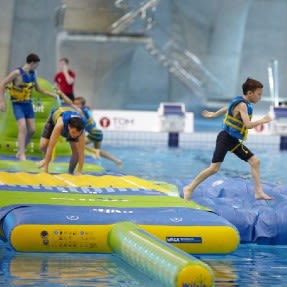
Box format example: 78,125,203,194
202,105,227,118
34,79,58,99
238,103,272,129
75,133,85,175
57,90,73,105
57,90,82,113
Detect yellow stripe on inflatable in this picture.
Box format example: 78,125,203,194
0,171,174,193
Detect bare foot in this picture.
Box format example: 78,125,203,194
37,159,45,169
183,185,193,201
255,192,272,200
16,152,26,161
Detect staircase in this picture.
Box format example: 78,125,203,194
145,39,204,98
108,0,224,105
55,0,224,105
109,0,159,34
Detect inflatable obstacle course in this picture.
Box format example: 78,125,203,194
0,171,240,287
0,171,239,255
0,78,243,286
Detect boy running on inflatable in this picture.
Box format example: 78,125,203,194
184,78,272,201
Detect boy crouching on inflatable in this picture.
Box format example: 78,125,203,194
38,106,86,174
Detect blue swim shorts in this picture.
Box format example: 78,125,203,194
12,101,35,121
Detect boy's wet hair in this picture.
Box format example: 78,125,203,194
242,78,263,95
74,96,86,106
68,117,84,131
26,53,40,64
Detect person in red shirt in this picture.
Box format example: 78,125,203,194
54,58,76,101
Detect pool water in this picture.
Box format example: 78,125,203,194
1,143,287,286
1,242,287,287
105,145,287,186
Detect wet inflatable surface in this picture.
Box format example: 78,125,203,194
175,175,287,245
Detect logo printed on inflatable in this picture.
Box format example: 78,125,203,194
66,215,80,221
92,208,133,214
169,217,183,223
166,237,202,243
33,103,44,113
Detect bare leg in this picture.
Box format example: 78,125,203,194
25,118,36,148
16,119,27,161
100,149,122,167
38,137,50,169
68,142,79,174
183,162,221,201
248,156,272,200
85,145,122,168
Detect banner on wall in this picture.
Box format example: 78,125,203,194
92,110,194,133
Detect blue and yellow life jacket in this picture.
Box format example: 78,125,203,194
82,106,96,133
52,106,85,139
81,106,103,142
223,96,253,140
8,67,36,102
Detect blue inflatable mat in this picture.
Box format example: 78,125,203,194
175,175,287,245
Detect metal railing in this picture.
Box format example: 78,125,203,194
109,0,159,33
144,22,224,102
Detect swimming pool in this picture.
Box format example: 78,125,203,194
1,241,286,287
104,143,287,186
1,138,287,286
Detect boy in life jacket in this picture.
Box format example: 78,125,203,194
184,78,272,201
0,53,58,161
73,96,122,167
38,106,86,174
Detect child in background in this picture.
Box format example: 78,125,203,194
54,58,76,101
73,96,122,168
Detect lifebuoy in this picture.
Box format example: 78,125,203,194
254,124,264,132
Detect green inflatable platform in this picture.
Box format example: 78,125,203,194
0,78,71,157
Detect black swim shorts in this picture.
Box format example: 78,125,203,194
212,130,254,163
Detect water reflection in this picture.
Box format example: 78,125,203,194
0,244,155,287
202,245,287,287
1,243,287,286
